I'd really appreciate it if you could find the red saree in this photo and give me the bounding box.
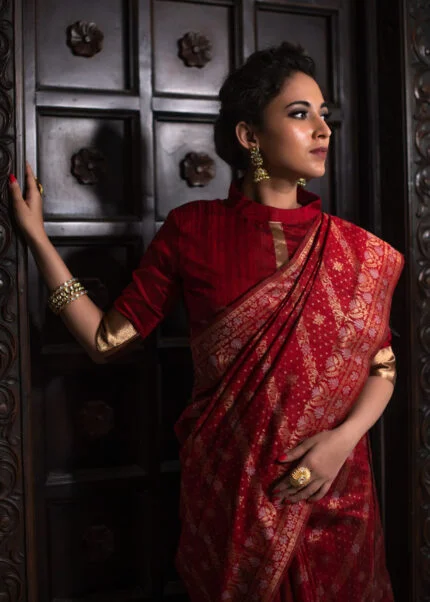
[112,184,403,601]
[173,212,403,602]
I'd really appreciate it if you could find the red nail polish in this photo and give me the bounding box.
[9,174,16,184]
[278,453,288,462]
[272,488,281,494]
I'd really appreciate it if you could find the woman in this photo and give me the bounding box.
[10,43,403,601]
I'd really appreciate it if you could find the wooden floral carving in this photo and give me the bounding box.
[78,400,114,439]
[410,2,430,597]
[66,20,104,58]
[0,0,26,596]
[180,152,216,187]
[83,525,115,563]
[71,148,106,185]
[178,32,212,68]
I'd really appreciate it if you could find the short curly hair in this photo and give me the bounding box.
[214,42,316,171]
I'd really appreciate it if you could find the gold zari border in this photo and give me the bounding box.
[268,221,289,268]
[95,308,140,357]
[369,345,397,385]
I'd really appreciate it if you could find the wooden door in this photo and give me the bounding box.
[14,0,361,600]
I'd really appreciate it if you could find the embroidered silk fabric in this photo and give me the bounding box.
[95,307,139,357]
[114,183,403,601]
[369,346,396,384]
[113,182,393,348]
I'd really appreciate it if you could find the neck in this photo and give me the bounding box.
[242,171,301,209]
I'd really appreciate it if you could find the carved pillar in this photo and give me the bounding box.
[406,1,430,599]
[0,0,27,600]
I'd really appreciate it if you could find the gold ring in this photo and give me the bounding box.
[35,177,43,195]
[289,466,312,488]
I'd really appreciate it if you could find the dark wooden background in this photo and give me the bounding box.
[0,0,423,600]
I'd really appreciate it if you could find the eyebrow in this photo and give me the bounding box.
[285,101,329,109]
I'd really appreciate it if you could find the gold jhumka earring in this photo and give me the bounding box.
[250,145,270,183]
[297,178,307,187]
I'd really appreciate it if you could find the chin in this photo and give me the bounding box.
[303,168,326,181]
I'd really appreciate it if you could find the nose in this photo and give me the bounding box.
[314,115,331,139]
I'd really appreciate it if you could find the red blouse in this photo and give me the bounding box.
[114,182,391,349]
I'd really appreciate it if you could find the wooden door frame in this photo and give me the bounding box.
[357,0,429,600]
[354,0,409,599]
[393,0,430,600]
[374,0,411,597]
[1,0,427,600]
[0,0,36,600]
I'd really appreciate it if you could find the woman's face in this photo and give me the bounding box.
[252,72,331,182]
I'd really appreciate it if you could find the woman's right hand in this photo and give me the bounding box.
[9,162,47,243]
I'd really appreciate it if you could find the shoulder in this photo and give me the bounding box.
[330,215,404,271]
[168,198,229,231]
[329,215,403,263]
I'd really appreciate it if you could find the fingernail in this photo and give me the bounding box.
[9,174,16,184]
[272,488,281,494]
[278,453,288,462]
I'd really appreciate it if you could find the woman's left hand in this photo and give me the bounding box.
[272,428,355,503]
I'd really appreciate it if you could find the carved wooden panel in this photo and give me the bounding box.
[35,0,133,91]
[405,2,430,598]
[256,5,335,101]
[29,242,138,347]
[153,0,233,97]
[47,492,150,599]
[155,119,231,220]
[44,361,147,474]
[178,32,212,68]
[66,20,104,58]
[37,111,139,219]
[0,1,26,600]
[181,152,216,187]
[71,147,107,185]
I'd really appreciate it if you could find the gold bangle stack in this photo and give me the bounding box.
[48,277,88,315]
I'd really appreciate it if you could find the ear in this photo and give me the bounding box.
[235,121,258,151]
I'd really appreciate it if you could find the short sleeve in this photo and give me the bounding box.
[113,210,181,339]
[369,327,397,386]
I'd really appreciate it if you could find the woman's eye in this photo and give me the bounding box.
[289,111,307,119]
[289,110,332,121]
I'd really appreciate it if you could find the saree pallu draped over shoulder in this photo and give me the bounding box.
[174,213,404,602]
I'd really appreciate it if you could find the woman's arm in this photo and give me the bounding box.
[274,375,394,503]
[10,164,106,362]
[335,375,394,447]
[11,163,182,362]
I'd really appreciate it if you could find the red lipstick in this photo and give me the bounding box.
[310,147,328,158]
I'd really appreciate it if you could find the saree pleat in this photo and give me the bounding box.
[174,214,403,602]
